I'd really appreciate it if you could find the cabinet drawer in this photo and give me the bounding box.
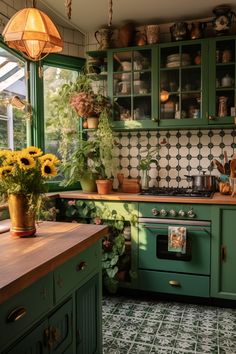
[0,273,53,349]
[138,270,210,297]
[54,241,100,303]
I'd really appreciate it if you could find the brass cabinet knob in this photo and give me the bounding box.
[169,280,181,287]
[76,261,87,271]
[7,307,27,322]
[208,115,216,120]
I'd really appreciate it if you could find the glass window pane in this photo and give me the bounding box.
[0,46,27,149]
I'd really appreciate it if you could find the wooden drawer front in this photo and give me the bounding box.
[54,241,100,303]
[0,273,53,349]
[138,270,210,297]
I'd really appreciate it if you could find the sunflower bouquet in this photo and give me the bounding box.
[0,146,60,214]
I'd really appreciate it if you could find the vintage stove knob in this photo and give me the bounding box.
[178,209,186,217]
[160,209,168,216]
[169,209,177,217]
[187,208,196,218]
[152,208,159,216]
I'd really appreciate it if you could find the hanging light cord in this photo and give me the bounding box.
[65,0,72,20]
[108,0,113,27]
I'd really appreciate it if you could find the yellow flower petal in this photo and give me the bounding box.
[22,146,43,158]
[17,152,36,170]
[39,153,60,165]
[41,160,57,178]
[0,165,14,178]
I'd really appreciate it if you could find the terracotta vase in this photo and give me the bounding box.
[8,194,36,237]
[87,117,99,129]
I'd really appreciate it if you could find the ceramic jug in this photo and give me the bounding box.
[95,28,112,50]
[190,21,206,40]
[212,5,234,35]
[170,22,189,41]
[218,96,228,117]
[118,22,135,47]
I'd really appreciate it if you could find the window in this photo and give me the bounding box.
[0,45,27,149]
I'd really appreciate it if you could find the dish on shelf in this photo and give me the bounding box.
[166,60,190,67]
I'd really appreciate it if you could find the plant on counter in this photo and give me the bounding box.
[139,147,158,190]
[0,147,60,213]
[59,137,101,192]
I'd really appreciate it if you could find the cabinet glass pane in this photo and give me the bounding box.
[215,40,235,118]
[159,43,203,121]
[112,49,152,121]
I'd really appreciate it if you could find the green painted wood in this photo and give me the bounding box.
[138,269,210,297]
[0,273,53,350]
[211,205,236,300]
[4,319,49,354]
[54,242,100,303]
[76,274,102,354]
[49,298,73,353]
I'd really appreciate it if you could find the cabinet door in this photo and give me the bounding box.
[158,40,208,127]
[48,299,73,353]
[208,36,236,125]
[76,274,102,354]
[5,320,49,354]
[108,47,158,130]
[211,206,236,300]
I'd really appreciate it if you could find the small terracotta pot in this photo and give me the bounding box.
[87,117,99,129]
[96,179,113,194]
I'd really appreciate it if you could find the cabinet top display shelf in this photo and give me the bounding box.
[0,221,108,304]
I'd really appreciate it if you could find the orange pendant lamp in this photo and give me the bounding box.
[2,1,63,61]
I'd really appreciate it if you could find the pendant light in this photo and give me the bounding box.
[2,0,63,61]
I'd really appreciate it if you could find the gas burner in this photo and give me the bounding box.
[140,187,213,198]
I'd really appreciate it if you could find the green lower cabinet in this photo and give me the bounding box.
[211,206,236,300]
[76,274,101,354]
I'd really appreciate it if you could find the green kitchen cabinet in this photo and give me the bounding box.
[208,36,236,125]
[1,240,102,354]
[211,205,236,300]
[158,39,209,127]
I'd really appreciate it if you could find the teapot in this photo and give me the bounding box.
[94,27,112,50]
[221,74,234,87]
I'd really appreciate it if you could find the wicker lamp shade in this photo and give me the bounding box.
[2,8,63,61]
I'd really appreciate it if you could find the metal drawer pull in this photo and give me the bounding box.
[142,225,210,234]
[221,245,227,262]
[76,261,87,271]
[7,307,26,322]
[169,280,181,287]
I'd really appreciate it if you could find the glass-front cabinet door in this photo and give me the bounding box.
[108,47,157,129]
[158,40,208,127]
[208,36,236,125]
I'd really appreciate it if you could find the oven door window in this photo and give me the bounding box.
[156,233,192,261]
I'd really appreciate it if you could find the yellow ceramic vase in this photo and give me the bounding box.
[8,194,36,237]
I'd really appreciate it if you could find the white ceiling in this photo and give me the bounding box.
[39,0,236,34]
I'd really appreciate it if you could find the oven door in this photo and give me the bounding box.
[138,218,211,275]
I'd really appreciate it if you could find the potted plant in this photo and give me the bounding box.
[139,147,158,190]
[94,108,117,194]
[60,138,100,192]
[0,147,60,237]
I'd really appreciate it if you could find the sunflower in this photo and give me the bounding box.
[41,160,57,178]
[3,154,16,166]
[39,153,60,165]
[22,146,43,158]
[17,152,36,170]
[0,165,14,178]
[0,150,11,163]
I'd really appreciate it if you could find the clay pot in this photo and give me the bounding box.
[118,22,135,47]
[96,179,113,194]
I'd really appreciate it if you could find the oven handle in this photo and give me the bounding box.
[141,225,210,234]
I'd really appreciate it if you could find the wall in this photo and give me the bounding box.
[0,0,85,58]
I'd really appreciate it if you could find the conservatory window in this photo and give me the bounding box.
[0,45,27,150]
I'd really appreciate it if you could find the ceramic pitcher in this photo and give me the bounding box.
[95,28,112,50]
[145,25,160,44]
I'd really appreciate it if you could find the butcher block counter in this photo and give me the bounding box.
[58,190,236,205]
[0,221,107,353]
[0,221,107,304]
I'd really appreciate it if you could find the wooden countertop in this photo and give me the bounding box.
[58,191,236,205]
[0,221,108,304]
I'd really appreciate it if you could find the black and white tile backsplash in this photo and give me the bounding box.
[112,129,236,188]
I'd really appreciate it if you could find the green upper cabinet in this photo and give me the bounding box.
[208,36,236,125]
[107,46,158,129]
[158,39,209,127]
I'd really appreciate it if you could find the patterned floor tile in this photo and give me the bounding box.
[102,295,236,354]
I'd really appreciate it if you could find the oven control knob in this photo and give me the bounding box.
[160,209,168,216]
[151,208,159,216]
[169,209,177,217]
[178,209,186,217]
[187,208,196,218]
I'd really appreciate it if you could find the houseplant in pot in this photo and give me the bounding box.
[0,147,60,237]
[60,137,100,192]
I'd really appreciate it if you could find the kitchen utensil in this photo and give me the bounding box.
[230,159,236,178]
[185,172,217,191]
[223,151,231,175]
[213,159,225,174]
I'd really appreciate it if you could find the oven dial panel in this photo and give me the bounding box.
[151,208,196,218]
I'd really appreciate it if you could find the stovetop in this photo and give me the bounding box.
[140,187,213,198]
